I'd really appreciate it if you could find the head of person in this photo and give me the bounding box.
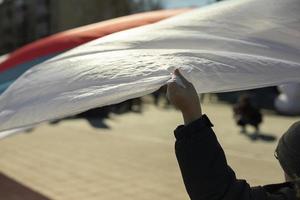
[238,94,251,106]
[276,121,300,197]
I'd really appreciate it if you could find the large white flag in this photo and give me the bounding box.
[0,0,300,131]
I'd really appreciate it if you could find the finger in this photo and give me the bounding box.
[167,81,178,91]
[166,82,176,100]
[167,81,184,95]
[174,69,191,85]
[168,72,185,88]
[166,85,170,100]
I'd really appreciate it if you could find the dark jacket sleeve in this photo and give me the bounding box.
[174,114,267,200]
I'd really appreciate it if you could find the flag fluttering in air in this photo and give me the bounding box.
[0,0,300,132]
[0,9,188,94]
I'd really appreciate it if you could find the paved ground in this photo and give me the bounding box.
[0,101,299,200]
[0,172,50,200]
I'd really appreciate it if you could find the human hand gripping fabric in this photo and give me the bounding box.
[167,69,202,125]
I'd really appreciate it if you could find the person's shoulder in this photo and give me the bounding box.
[262,182,297,200]
[263,182,293,191]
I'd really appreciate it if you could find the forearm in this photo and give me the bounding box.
[174,115,236,200]
[167,70,259,200]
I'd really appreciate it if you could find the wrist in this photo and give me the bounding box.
[182,108,202,125]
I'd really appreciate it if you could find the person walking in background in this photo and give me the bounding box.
[167,69,299,200]
[233,94,263,134]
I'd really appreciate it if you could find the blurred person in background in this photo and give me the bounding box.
[167,69,300,200]
[233,94,263,135]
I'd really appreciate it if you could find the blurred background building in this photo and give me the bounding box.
[0,0,223,55]
[0,0,164,55]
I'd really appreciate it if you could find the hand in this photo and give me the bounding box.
[167,69,202,125]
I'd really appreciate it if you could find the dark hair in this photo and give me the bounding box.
[276,121,300,198]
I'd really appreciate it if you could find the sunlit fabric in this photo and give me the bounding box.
[275,84,300,115]
[0,0,299,131]
[0,9,188,95]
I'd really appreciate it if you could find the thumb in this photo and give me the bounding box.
[174,69,191,85]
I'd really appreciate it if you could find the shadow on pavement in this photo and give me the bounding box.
[86,117,110,129]
[50,117,110,129]
[0,173,51,200]
[241,131,277,142]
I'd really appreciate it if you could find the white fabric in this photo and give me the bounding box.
[167,73,186,88]
[0,126,32,140]
[0,0,300,131]
[275,84,300,115]
[0,54,8,64]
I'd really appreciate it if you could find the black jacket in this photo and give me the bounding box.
[174,115,297,200]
